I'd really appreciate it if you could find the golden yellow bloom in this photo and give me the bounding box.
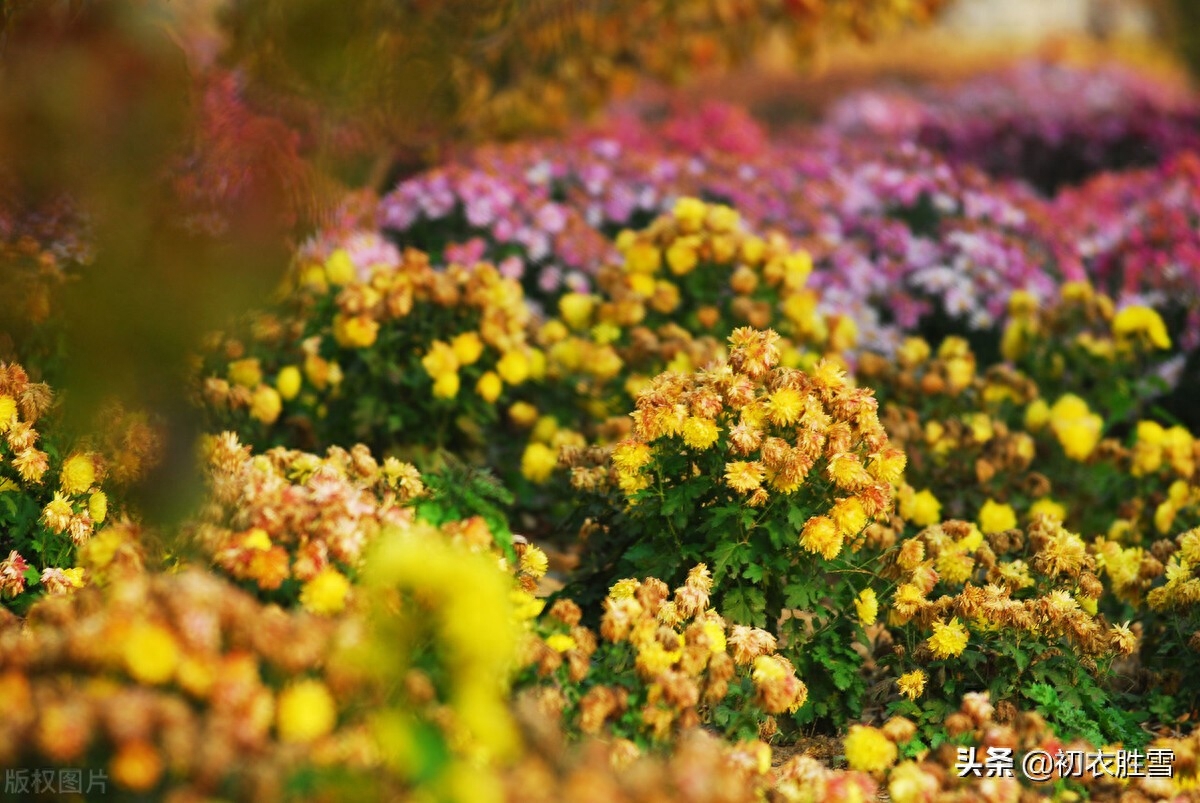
[701,619,727,654]
[666,238,699,275]
[277,680,337,743]
[451,332,484,365]
[432,371,460,400]
[765,387,804,426]
[87,492,106,523]
[42,492,74,533]
[508,402,538,428]
[332,313,379,349]
[1113,305,1171,350]
[844,725,898,773]
[324,249,356,285]
[724,460,765,493]
[558,292,596,330]
[0,395,16,432]
[624,240,662,275]
[476,371,503,403]
[299,568,351,615]
[421,340,459,379]
[243,527,272,551]
[59,453,96,495]
[520,546,549,578]
[897,337,931,368]
[830,496,868,536]
[521,442,558,484]
[854,588,878,626]
[900,488,941,527]
[275,365,302,401]
[896,670,926,701]
[545,633,577,653]
[867,448,907,485]
[681,416,720,450]
[1029,497,1066,523]
[799,515,842,560]
[250,385,283,424]
[1024,398,1050,431]
[927,617,969,659]
[1049,394,1103,461]
[227,357,262,389]
[612,440,652,473]
[978,499,1017,534]
[609,579,639,600]
[123,621,179,684]
[496,350,531,385]
[673,197,707,233]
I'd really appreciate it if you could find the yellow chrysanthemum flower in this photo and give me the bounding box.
[900,488,942,527]
[1029,497,1066,523]
[765,387,804,426]
[275,365,302,401]
[844,725,898,773]
[854,588,878,626]
[545,633,577,653]
[432,371,460,400]
[496,350,531,386]
[42,492,74,533]
[227,358,262,389]
[277,680,337,743]
[332,313,379,349]
[724,461,765,493]
[896,670,926,701]
[123,622,180,684]
[978,499,1017,534]
[927,617,969,659]
[1049,394,1103,461]
[0,395,17,432]
[475,371,503,403]
[451,331,484,365]
[250,385,283,424]
[59,453,96,496]
[299,568,351,615]
[87,492,106,523]
[681,416,720,450]
[519,546,549,579]
[800,515,842,560]
[324,249,356,285]
[1113,305,1171,350]
[521,442,558,484]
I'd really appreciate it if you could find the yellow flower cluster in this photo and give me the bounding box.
[195,432,422,603]
[205,246,536,424]
[1130,419,1196,478]
[1044,393,1105,461]
[887,518,1135,663]
[526,564,808,743]
[598,197,836,348]
[614,328,901,560]
[1147,528,1200,611]
[0,568,350,797]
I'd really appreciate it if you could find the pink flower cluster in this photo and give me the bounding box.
[365,60,1199,354]
[828,61,1200,192]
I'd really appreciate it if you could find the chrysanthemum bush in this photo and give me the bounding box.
[515,197,848,466]
[0,362,159,614]
[198,238,539,465]
[879,517,1142,749]
[515,565,808,749]
[567,327,904,727]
